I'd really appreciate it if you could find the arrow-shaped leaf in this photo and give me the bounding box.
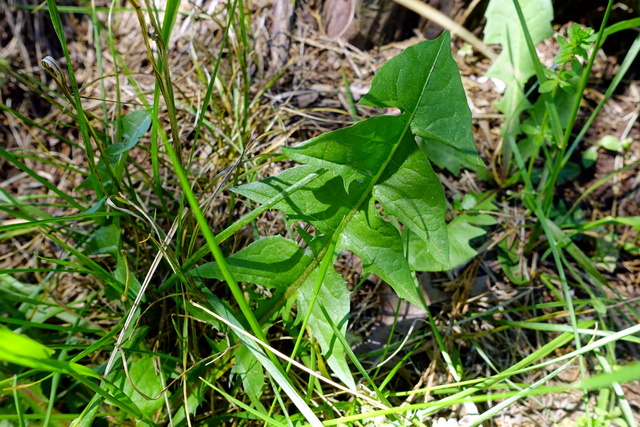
[196,32,480,388]
[235,29,481,310]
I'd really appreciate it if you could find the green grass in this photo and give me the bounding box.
[1,0,640,425]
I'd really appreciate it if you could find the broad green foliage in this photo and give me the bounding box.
[191,230,355,388]
[484,0,553,137]
[239,32,481,299]
[109,357,166,415]
[191,31,481,389]
[357,36,481,168]
[232,346,266,406]
[4,0,640,423]
[0,324,54,360]
[408,192,497,272]
[106,109,152,160]
[191,235,311,320]
[484,0,553,86]
[296,260,352,387]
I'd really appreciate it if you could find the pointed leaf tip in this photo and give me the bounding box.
[360,31,483,167]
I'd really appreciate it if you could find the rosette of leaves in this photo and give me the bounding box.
[190,31,482,389]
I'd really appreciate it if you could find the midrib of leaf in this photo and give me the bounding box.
[322,37,447,252]
[405,35,450,146]
[273,43,451,377]
[264,37,452,317]
[272,132,406,317]
[188,33,478,396]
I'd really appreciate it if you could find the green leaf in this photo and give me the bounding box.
[0,325,100,379]
[575,361,640,391]
[484,0,553,86]
[190,236,356,389]
[189,235,306,319]
[339,196,421,304]
[235,166,423,306]
[373,135,449,261]
[84,222,120,257]
[562,163,582,184]
[296,267,355,390]
[597,135,624,152]
[539,79,558,93]
[281,116,404,192]
[493,84,532,137]
[225,33,480,386]
[115,357,166,415]
[105,354,165,418]
[115,251,143,301]
[418,136,475,176]
[607,216,640,231]
[106,109,152,158]
[0,324,54,360]
[498,240,528,286]
[234,165,354,234]
[232,345,266,405]
[408,211,494,272]
[582,145,598,169]
[358,33,483,167]
[190,235,308,286]
[484,0,552,137]
[103,109,151,189]
[234,32,481,302]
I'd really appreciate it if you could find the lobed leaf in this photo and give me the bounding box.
[234,166,423,305]
[359,33,482,167]
[297,266,354,390]
[199,32,480,388]
[408,213,492,272]
[483,0,554,141]
[190,236,355,389]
